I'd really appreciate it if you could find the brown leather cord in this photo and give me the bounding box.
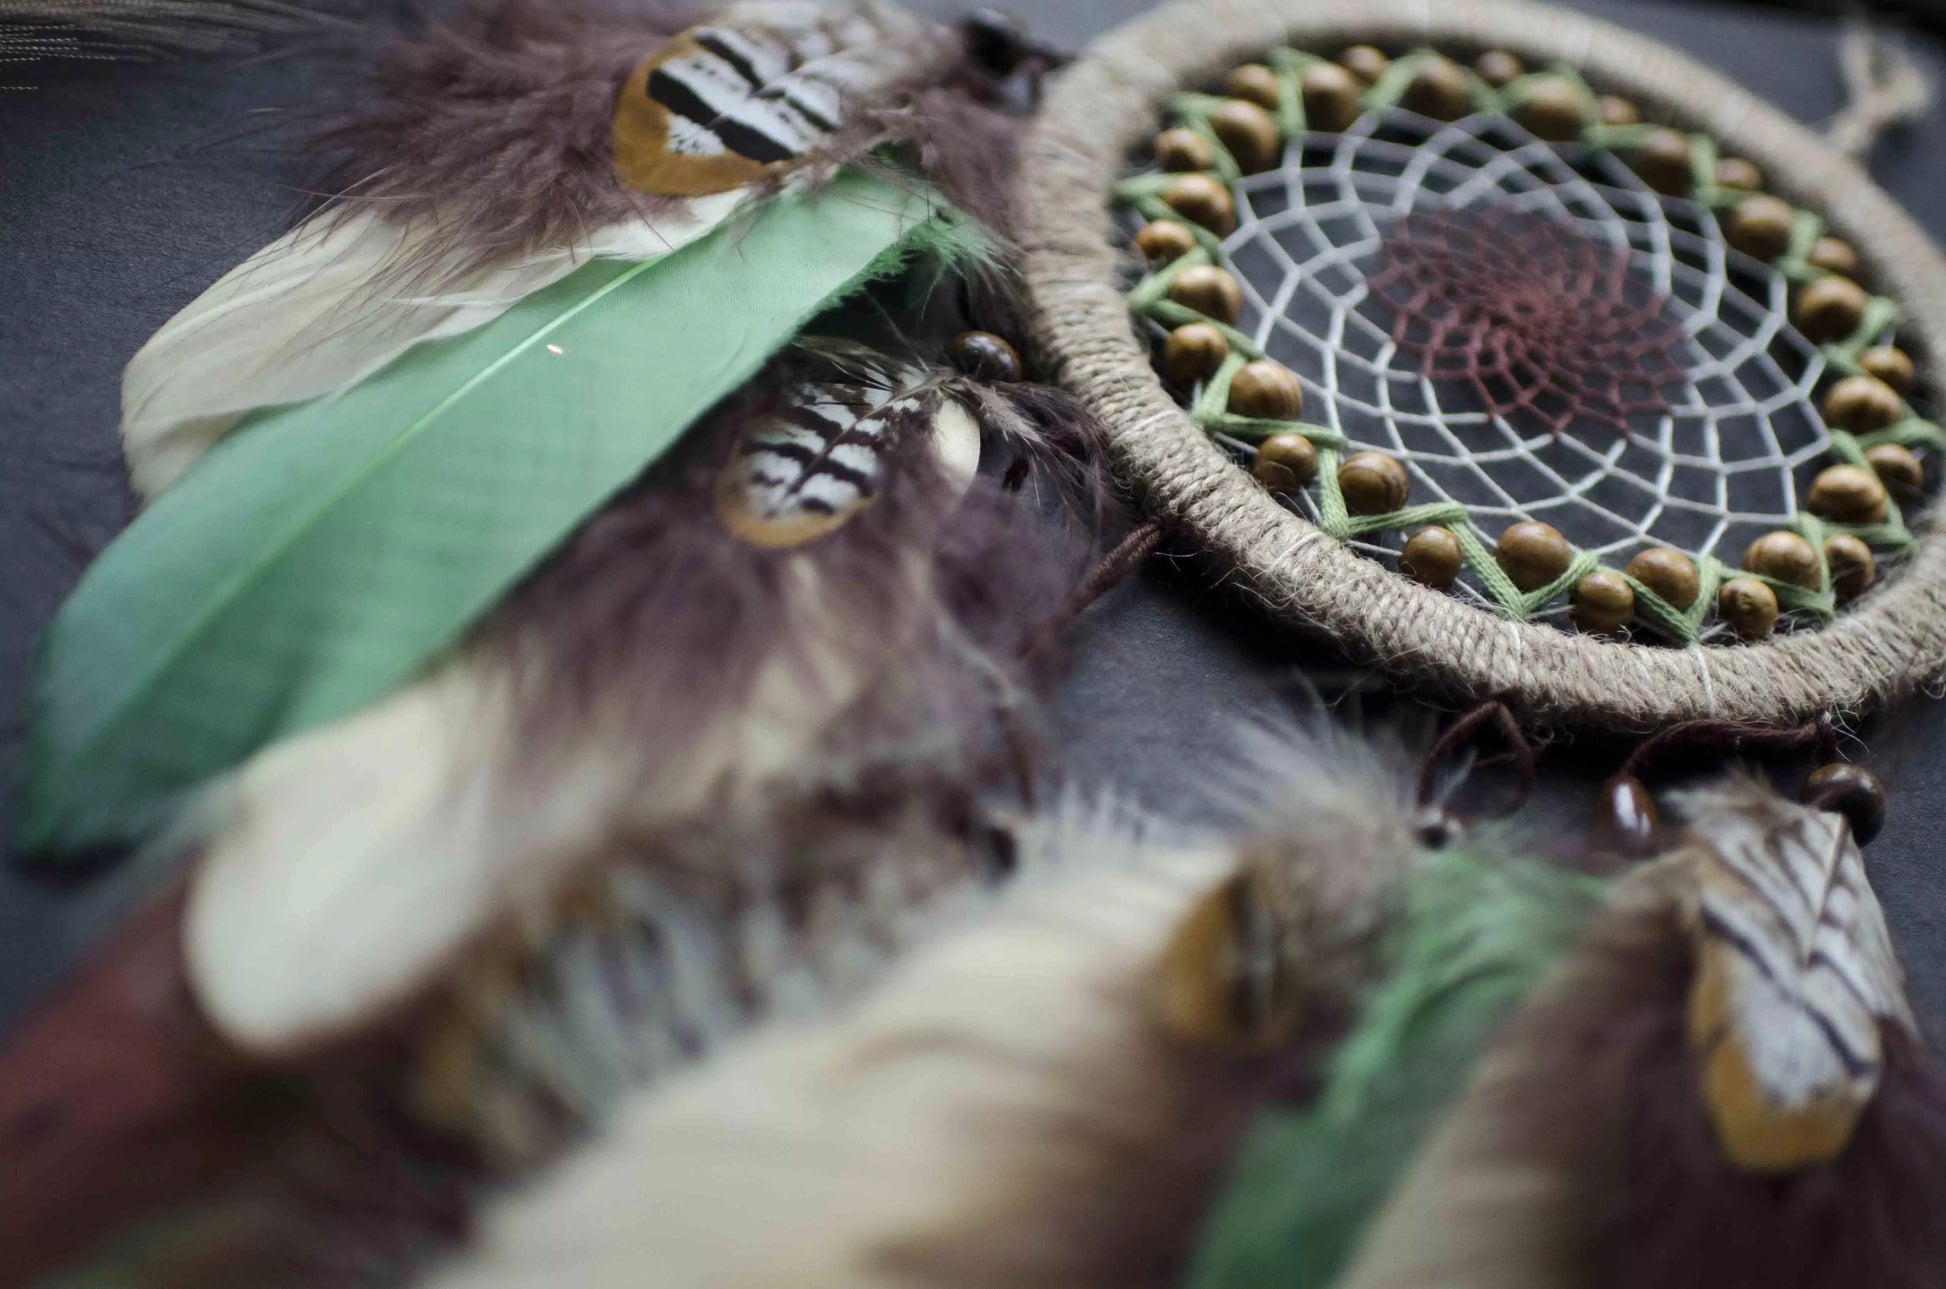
[1617,713,1840,784]
[1416,699,1537,821]
[1025,518,1168,658]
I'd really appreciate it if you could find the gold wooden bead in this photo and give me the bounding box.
[1824,533,1876,601]
[1598,774,1659,855]
[1807,235,1860,278]
[1167,264,1243,325]
[1822,374,1903,433]
[1726,195,1795,263]
[948,330,1021,382]
[1714,156,1764,192]
[1226,63,1284,111]
[1135,220,1198,264]
[1161,322,1229,385]
[1401,525,1463,590]
[1403,53,1472,121]
[1473,49,1523,88]
[1865,442,1924,504]
[1624,546,1701,611]
[1718,577,1780,640]
[1514,75,1589,142]
[1338,451,1410,515]
[1742,530,1821,588]
[1598,93,1641,126]
[1209,98,1282,174]
[1340,44,1389,85]
[1632,128,1694,196]
[1228,360,1305,420]
[1154,127,1214,172]
[1800,763,1887,844]
[1253,433,1318,493]
[1794,276,1868,344]
[1301,61,1364,133]
[1572,570,1636,635]
[1807,463,1890,524]
[1495,520,1572,591]
[1859,345,1915,395]
[1162,173,1238,235]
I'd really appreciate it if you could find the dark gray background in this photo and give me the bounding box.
[4,0,1946,1041]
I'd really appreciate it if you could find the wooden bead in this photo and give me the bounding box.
[1742,530,1821,588]
[1726,195,1795,263]
[1135,220,1198,264]
[1514,75,1589,142]
[1572,570,1636,635]
[1800,763,1887,844]
[1228,360,1304,420]
[1794,275,1868,344]
[1162,173,1237,234]
[1866,442,1924,504]
[1403,53,1472,121]
[1597,93,1640,126]
[1822,374,1903,433]
[1339,44,1389,85]
[1252,433,1318,493]
[948,330,1021,382]
[1858,345,1915,394]
[1717,577,1780,640]
[1713,156,1764,192]
[1495,520,1572,591]
[1824,533,1876,600]
[1167,264,1243,324]
[1598,774,1659,856]
[1161,322,1229,385]
[1806,235,1860,278]
[1154,127,1214,172]
[1225,63,1284,111]
[1624,546,1701,611]
[1473,49,1523,88]
[1632,128,1694,196]
[1210,98,1282,174]
[1401,525,1463,590]
[1807,463,1889,524]
[1301,61,1364,133]
[1338,451,1410,515]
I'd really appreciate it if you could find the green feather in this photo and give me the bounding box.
[1187,847,1608,1289]
[22,173,973,858]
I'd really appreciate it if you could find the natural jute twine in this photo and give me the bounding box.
[1018,0,1946,732]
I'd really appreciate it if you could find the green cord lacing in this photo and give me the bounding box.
[1117,46,1946,643]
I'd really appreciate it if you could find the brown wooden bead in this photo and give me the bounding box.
[1161,322,1229,385]
[1210,98,1282,174]
[1726,195,1795,263]
[1135,220,1198,264]
[1806,235,1860,278]
[1252,433,1318,493]
[1624,546,1701,611]
[1225,63,1284,111]
[948,330,1021,382]
[1473,49,1523,88]
[1514,75,1589,142]
[1154,127,1214,172]
[1794,275,1868,344]
[1403,53,1472,121]
[1301,61,1365,133]
[1400,525,1463,590]
[1742,530,1821,588]
[1807,463,1889,524]
[1717,577,1780,640]
[1495,520,1572,591]
[1822,374,1903,433]
[1632,128,1694,196]
[1572,570,1636,635]
[1597,93,1641,126]
[1338,451,1410,515]
[1713,156,1765,192]
[1228,360,1305,420]
[1800,763,1887,844]
[1162,173,1237,234]
[1858,345,1915,394]
[1167,264,1243,324]
[1824,533,1876,601]
[1339,44,1389,85]
[1598,774,1659,855]
[1865,443,1924,504]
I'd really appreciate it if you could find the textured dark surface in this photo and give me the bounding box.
[2,0,1944,1041]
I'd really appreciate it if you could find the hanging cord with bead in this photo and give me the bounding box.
[1824,17,1931,164]
[1118,45,1946,645]
[1415,699,1537,832]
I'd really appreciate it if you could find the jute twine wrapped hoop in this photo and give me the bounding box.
[1019,0,1946,730]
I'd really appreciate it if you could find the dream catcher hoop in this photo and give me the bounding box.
[1019,0,1946,729]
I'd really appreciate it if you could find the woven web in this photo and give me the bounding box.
[1190,108,1832,624]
